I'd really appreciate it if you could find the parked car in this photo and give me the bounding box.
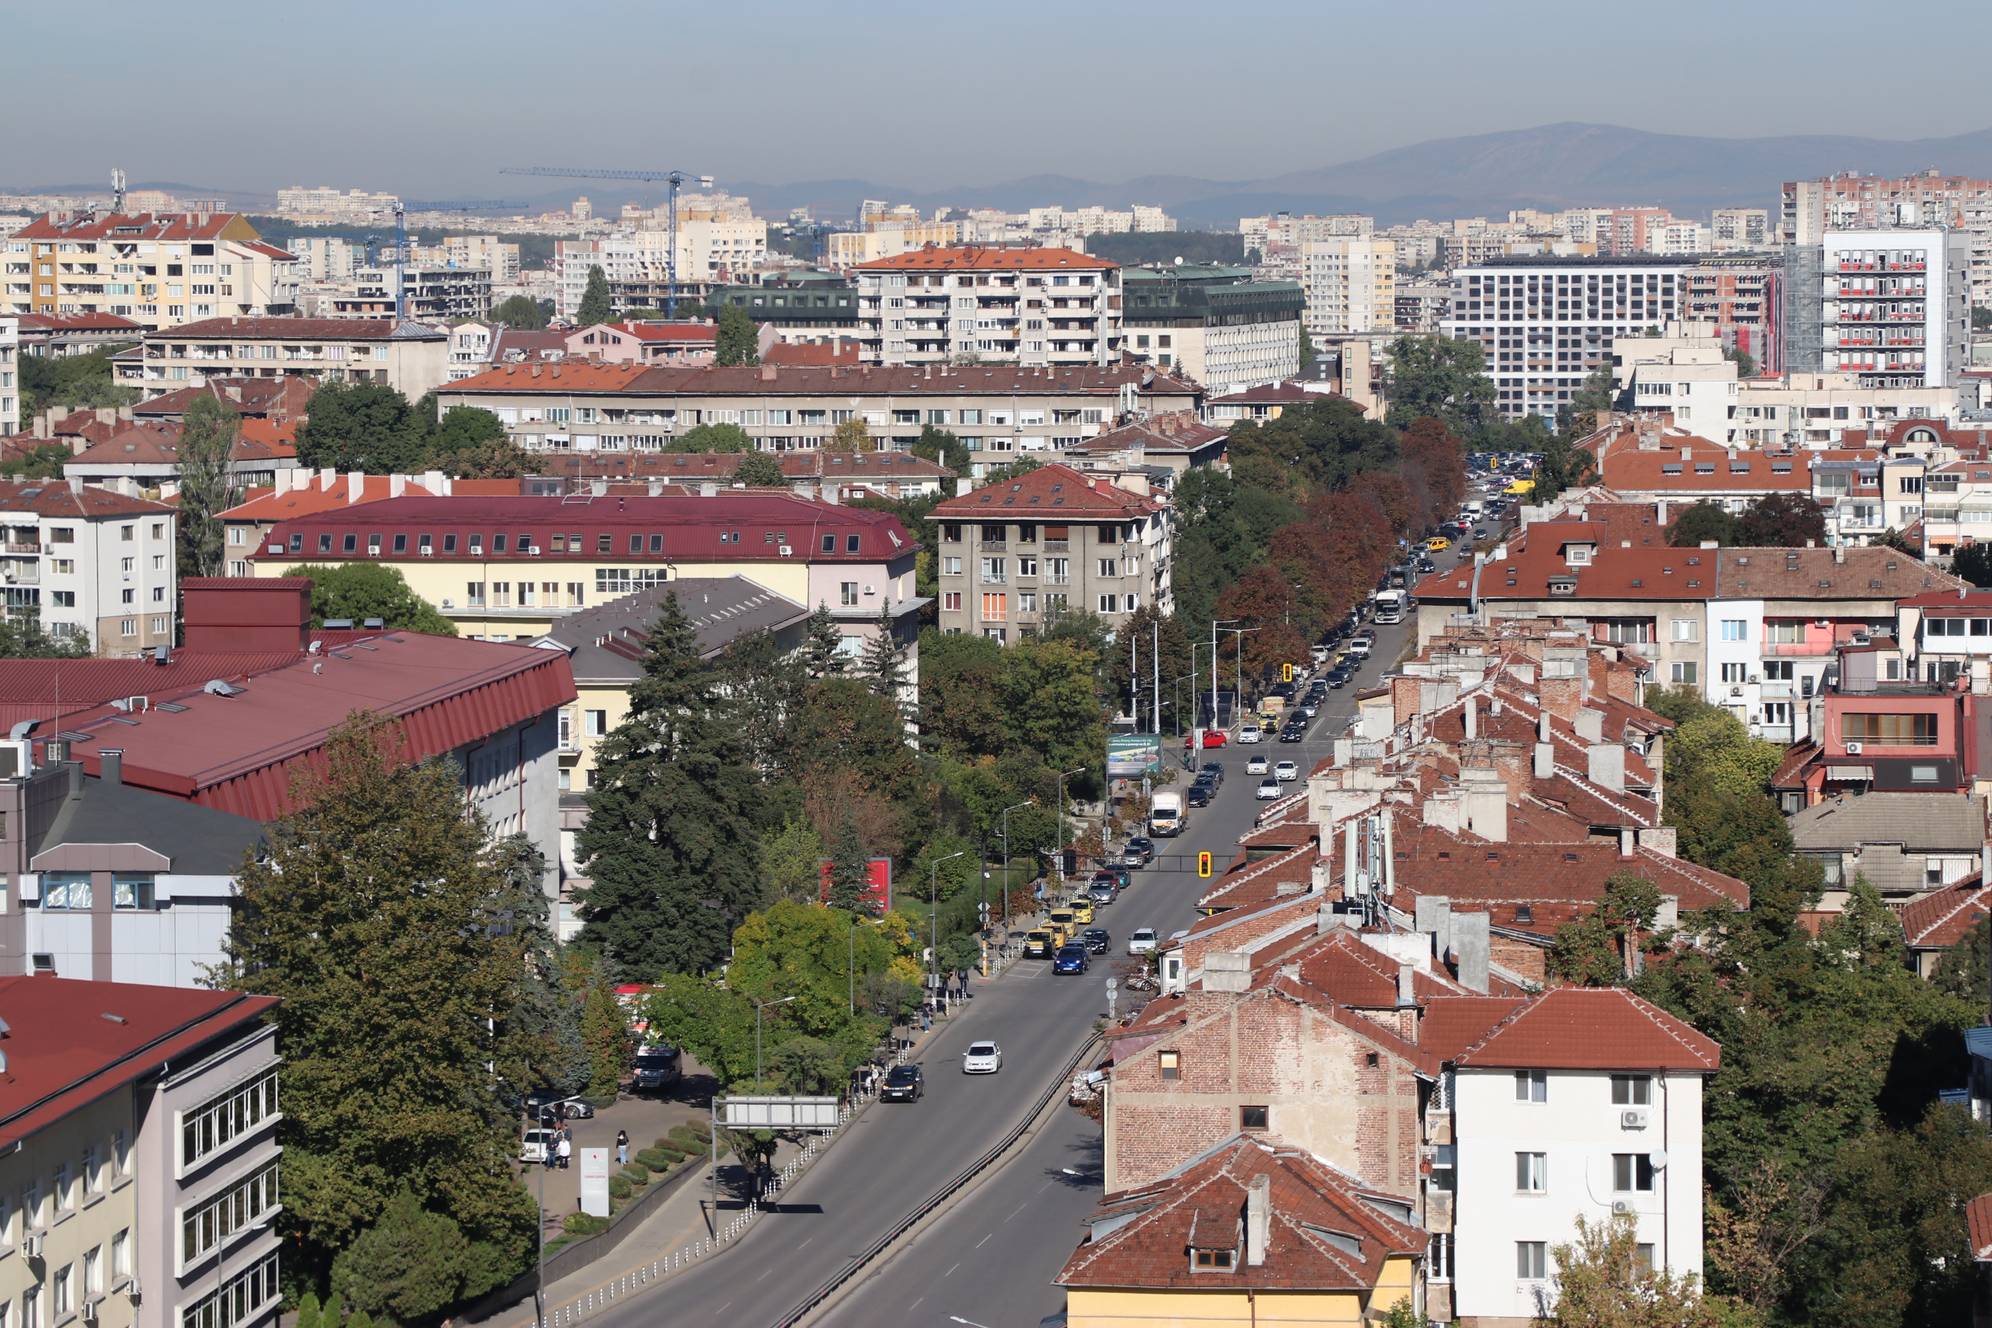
[1127,927,1159,955]
[962,1041,1002,1075]
[1186,728,1228,750]
[1255,777,1282,800]
[1186,782,1212,808]
[1327,663,1354,688]
[1237,723,1263,744]
[1053,944,1090,974]
[1082,927,1111,954]
[1023,929,1056,959]
[520,1126,558,1165]
[1088,881,1118,906]
[1123,836,1155,867]
[1274,759,1300,782]
[1198,762,1226,786]
[1246,753,1270,774]
[880,1064,925,1102]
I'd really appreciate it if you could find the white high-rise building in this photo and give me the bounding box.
[1812,228,1971,391]
[850,246,1121,367]
[1300,237,1395,335]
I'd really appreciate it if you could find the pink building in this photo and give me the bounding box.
[565,321,718,365]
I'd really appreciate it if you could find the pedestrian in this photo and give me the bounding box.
[616,1129,629,1167]
[558,1131,572,1170]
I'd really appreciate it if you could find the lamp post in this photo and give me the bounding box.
[999,800,1032,928]
[930,850,968,995]
[847,917,857,1016]
[1056,766,1085,889]
[752,994,797,1088]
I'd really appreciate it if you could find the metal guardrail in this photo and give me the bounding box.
[776,1033,1104,1327]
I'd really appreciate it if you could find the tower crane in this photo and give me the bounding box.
[501,166,712,317]
[372,200,528,318]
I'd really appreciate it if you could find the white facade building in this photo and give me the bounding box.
[0,482,177,654]
[1301,237,1395,336]
[553,219,769,319]
[850,246,1122,368]
[1816,228,1971,391]
[0,316,16,435]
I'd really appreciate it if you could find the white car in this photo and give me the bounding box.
[520,1127,557,1165]
[1127,927,1158,955]
[1255,777,1281,801]
[1246,753,1270,775]
[962,1040,1002,1074]
[1237,723,1263,744]
[1274,759,1300,782]
[1346,636,1374,659]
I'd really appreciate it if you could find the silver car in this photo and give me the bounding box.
[1127,927,1159,955]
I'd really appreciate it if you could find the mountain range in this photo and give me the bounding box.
[20,123,1992,229]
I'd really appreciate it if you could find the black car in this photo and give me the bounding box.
[1081,927,1111,954]
[1198,762,1225,786]
[1327,664,1354,688]
[1123,836,1155,867]
[1417,558,1437,573]
[1279,724,1306,743]
[1186,782,1212,807]
[880,1064,925,1102]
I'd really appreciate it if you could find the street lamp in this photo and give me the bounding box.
[752,994,797,1088]
[1056,767,1086,888]
[999,800,1032,928]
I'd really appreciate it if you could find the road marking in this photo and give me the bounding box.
[975,1232,993,1248]
[797,1236,813,1249]
[716,1303,731,1317]
[756,1267,771,1282]
[945,1261,961,1278]
[909,1297,925,1313]
[1006,1202,1027,1222]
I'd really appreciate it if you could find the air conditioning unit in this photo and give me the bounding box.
[1620,1109,1649,1130]
[1611,1198,1634,1215]
[23,1230,44,1258]
[1845,741,1863,755]
[418,547,433,556]
[778,545,792,558]
[441,598,455,609]
[126,1281,142,1306]
[82,1298,102,1324]
[1728,686,1744,698]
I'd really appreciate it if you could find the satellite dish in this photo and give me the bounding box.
[1173,256,1183,266]
[1649,1150,1669,1170]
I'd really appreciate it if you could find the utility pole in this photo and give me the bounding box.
[1152,618,1161,738]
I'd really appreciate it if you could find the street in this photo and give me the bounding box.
[578,554,1445,1328]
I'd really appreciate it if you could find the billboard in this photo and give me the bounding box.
[819,856,892,912]
[1107,734,1161,777]
[721,1096,842,1130]
[579,1147,611,1217]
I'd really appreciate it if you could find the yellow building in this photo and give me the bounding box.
[2,211,299,331]
[1058,1136,1426,1328]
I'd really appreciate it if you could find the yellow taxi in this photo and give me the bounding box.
[1023,929,1056,959]
[1046,911,1076,944]
[1067,900,1096,925]
[1424,535,1452,552]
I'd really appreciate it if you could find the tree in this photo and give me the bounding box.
[827,418,873,454]
[216,714,538,1298]
[912,424,970,474]
[734,451,786,487]
[802,602,846,678]
[858,600,909,709]
[0,609,88,658]
[1559,363,1620,441]
[1547,870,1665,986]
[1873,528,1919,556]
[640,973,755,1085]
[426,405,531,478]
[295,380,429,474]
[1298,327,1317,376]
[1541,1212,1733,1327]
[668,422,753,453]
[285,562,457,634]
[789,677,926,856]
[484,835,583,1105]
[825,811,872,913]
[577,264,613,325]
[716,305,759,366]
[1532,430,1598,502]
[1953,542,1992,588]
[1385,334,1495,441]
[489,294,550,330]
[1669,501,1738,548]
[17,343,134,419]
[1974,306,1991,334]
[1931,911,1990,1006]
[577,594,765,976]
[759,818,826,906]
[175,395,237,580]
[1735,492,1827,548]
[330,1189,477,1325]
[1726,345,1757,379]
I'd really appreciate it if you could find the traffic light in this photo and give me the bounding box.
[1197,850,1212,878]
[1282,662,1294,683]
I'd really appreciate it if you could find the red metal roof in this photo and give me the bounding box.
[154,317,441,342]
[0,481,175,518]
[0,976,277,1150]
[440,360,1197,399]
[14,312,145,333]
[11,211,243,242]
[1452,987,1720,1073]
[854,245,1115,272]
[933,462,1163,520]
[0,650,309,729]
[1969,1193,1992,1261]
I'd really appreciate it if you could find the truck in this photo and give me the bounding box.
[1149,790,1186,837]
[1258,693,1288,722]
[1373,589,1406,625]
[631,1043,681,1094]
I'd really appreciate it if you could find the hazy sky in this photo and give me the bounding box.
[7,0,1988,197]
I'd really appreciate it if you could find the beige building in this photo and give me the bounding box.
[825,221,961,268]
[931,462,1171,642]
[1301,237,1395,336]
[850,246,1123,368]
[0,976,281,1328]
[125,317,451,401]
[2,213,298,331]
[553,219,770,320]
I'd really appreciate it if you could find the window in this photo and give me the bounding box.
[112,875,154,910]
[1613,1153,1656,1192]
[1841,712,1938,746]
[1514,1070,1547,1102]
[53,1162,71,1213]
[1097,594,1119,614]
[1611,1074,1652,1105]
[840,581,859,608]
[111,1229,130,1280]
[1635,1243,1656,1275]
[1517,1241,1548,1280]
[979,557,1005,582]
[1193,1248,1234,1270]
[1670,618,1697,641]
[942,592,961,612]
[1158,1049,1179,1080]
[585,710,606,737]
[81,1146,100,1198]
[1721,662,1746,685]
[1240,1105,1268,1131]
[981,593,1007,622]
[942,557,962,577]
[112,1130,128,1177]
[1017,556,1038,577]
[179,1067,280,1171]
[1668,661,1698,686]
[1720,619,1746,641]
[1097,558,1118,578]
[83,1246,100,1296]
[1515,1151,1547,1192]
[180,1161,280,1267]
[50,1267,69,1321]
[180,1251,280,1328]
[41,873,91,910]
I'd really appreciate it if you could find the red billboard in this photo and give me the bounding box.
[819,857,893,913]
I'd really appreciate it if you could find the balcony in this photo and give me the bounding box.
[1764,638,1836,656]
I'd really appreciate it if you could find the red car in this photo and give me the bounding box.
[1184,729,1229,750]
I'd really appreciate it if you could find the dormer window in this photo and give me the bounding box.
[1548,577,1577,596]
[1192,1246,1236,1272]
[1565,545,1592,566]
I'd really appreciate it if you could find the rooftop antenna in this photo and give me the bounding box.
[111,168,126,213]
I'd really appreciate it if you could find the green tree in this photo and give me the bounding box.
[1726,345,1757,378]
[426,405,530,478]
[296,1291,323,1328]
[858,600,909,709]
[577,264,613,324]
[827,418,872,454]
[330,1189,477,1325]
[216,714,538,1298]
[577,594,764,976]
[912,424,970,473]
[1542,1212,1734,1327]
[295,380,428,473]
[716,304,759,366]
[1547,870,1664,986]
[1974,306,1992,333]
[1531,429,1598,502]
[175,395,238,580]
[484,835,582,1104]
[1735,492,1827,548]
[802,602,846,678]
[1930,912,1989,1006]
[759,817,826,906]
[0,441,72,481]
[0,609,89,658]
[488,294,550,329]
[285,562,457,634]
[1559,363,1620,441]
[1384,334,1495,441]
[734,451,786,486]
[728,899,894,1048]
[1669,501,1739,548]
[715,626,803,778]
[1297,327,1317,376]
[668,422,753,453]
[825,811,872,913]
[578,966,633,1099]
[640,973,755,1085]
[17,343,135,418]
[1953,542,1992,588]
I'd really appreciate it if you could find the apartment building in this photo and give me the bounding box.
[849,246,1122,368]
[564,321,716,365]
[707,271,861,341]
[1396,281,1452,334]
[11,312,145,359]
[931,463,1170,641]
[1781,174,1992,296]
[825,220,961,268]
[276,184,398,222]
[0,976,281,1328]
[433,360,1201,470]
[1120,265,1302,394]
[1785,229,1971,392]
[1711,208,1771,251]
[1301,238,1396,337]
[318,264,492,322]
[1683,258,1781,373]
[522,448,955,501]
[0,481,176,654]
[248,491,920,643]
[553,219,770,319]
[128,317,451,401]
[0,317,15,435]
[2,212,298,331]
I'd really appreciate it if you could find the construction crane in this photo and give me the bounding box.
[370,200,527,318]
[502,166,712,317]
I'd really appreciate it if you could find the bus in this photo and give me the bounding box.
[1374,589,1406,625]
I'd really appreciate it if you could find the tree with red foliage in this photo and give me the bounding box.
[1398,416,1468,531]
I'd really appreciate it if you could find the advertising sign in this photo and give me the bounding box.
[1107,734,1161,777]
[818,856,892,912]
[579,1147,611,1217]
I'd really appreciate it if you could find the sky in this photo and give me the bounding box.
[6,0,1989,199]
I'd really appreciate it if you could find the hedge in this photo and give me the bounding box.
[563,1212,609,1236]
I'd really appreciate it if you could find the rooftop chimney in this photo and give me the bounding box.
[1453,911,1490,994]
[1245,1174,1270,1268]
[99,749,122,786]
[1395,963,1417,1009]
[1204,951,1251,993]
[1463,695,1477,741]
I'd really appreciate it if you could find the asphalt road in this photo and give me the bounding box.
[585,534,1465,1328]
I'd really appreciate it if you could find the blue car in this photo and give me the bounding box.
[1053,944,1089,975]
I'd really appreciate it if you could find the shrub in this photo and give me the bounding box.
[563,1212,609,1236]
[636,1147,677,1171]
[622,1163,651,1185]
[668,1124,707,1150]
[608,1175,633,1203]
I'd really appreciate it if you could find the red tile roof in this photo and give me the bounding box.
[1969,1193,1992,1262]
[1415,996,1531,1060]
[1899,876,1992,950]
[441,360,1198,399]
[241,241,299,260]
[1068,410,1227,455]
[152,317,443,341]
[853,245,1116,272]
[604,321,716,343]
[11,211,243,242]
[1209,381,1319,406]
[1452,986,1720,1073]
[0,976,277,1150]
[0,481,175,518]
[67,422,293,468]
[1058,1136,1423,1292]
[934,462,1163,520]
[762,340,862,367]
[220,475,441,524]
[14,312,145,333]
